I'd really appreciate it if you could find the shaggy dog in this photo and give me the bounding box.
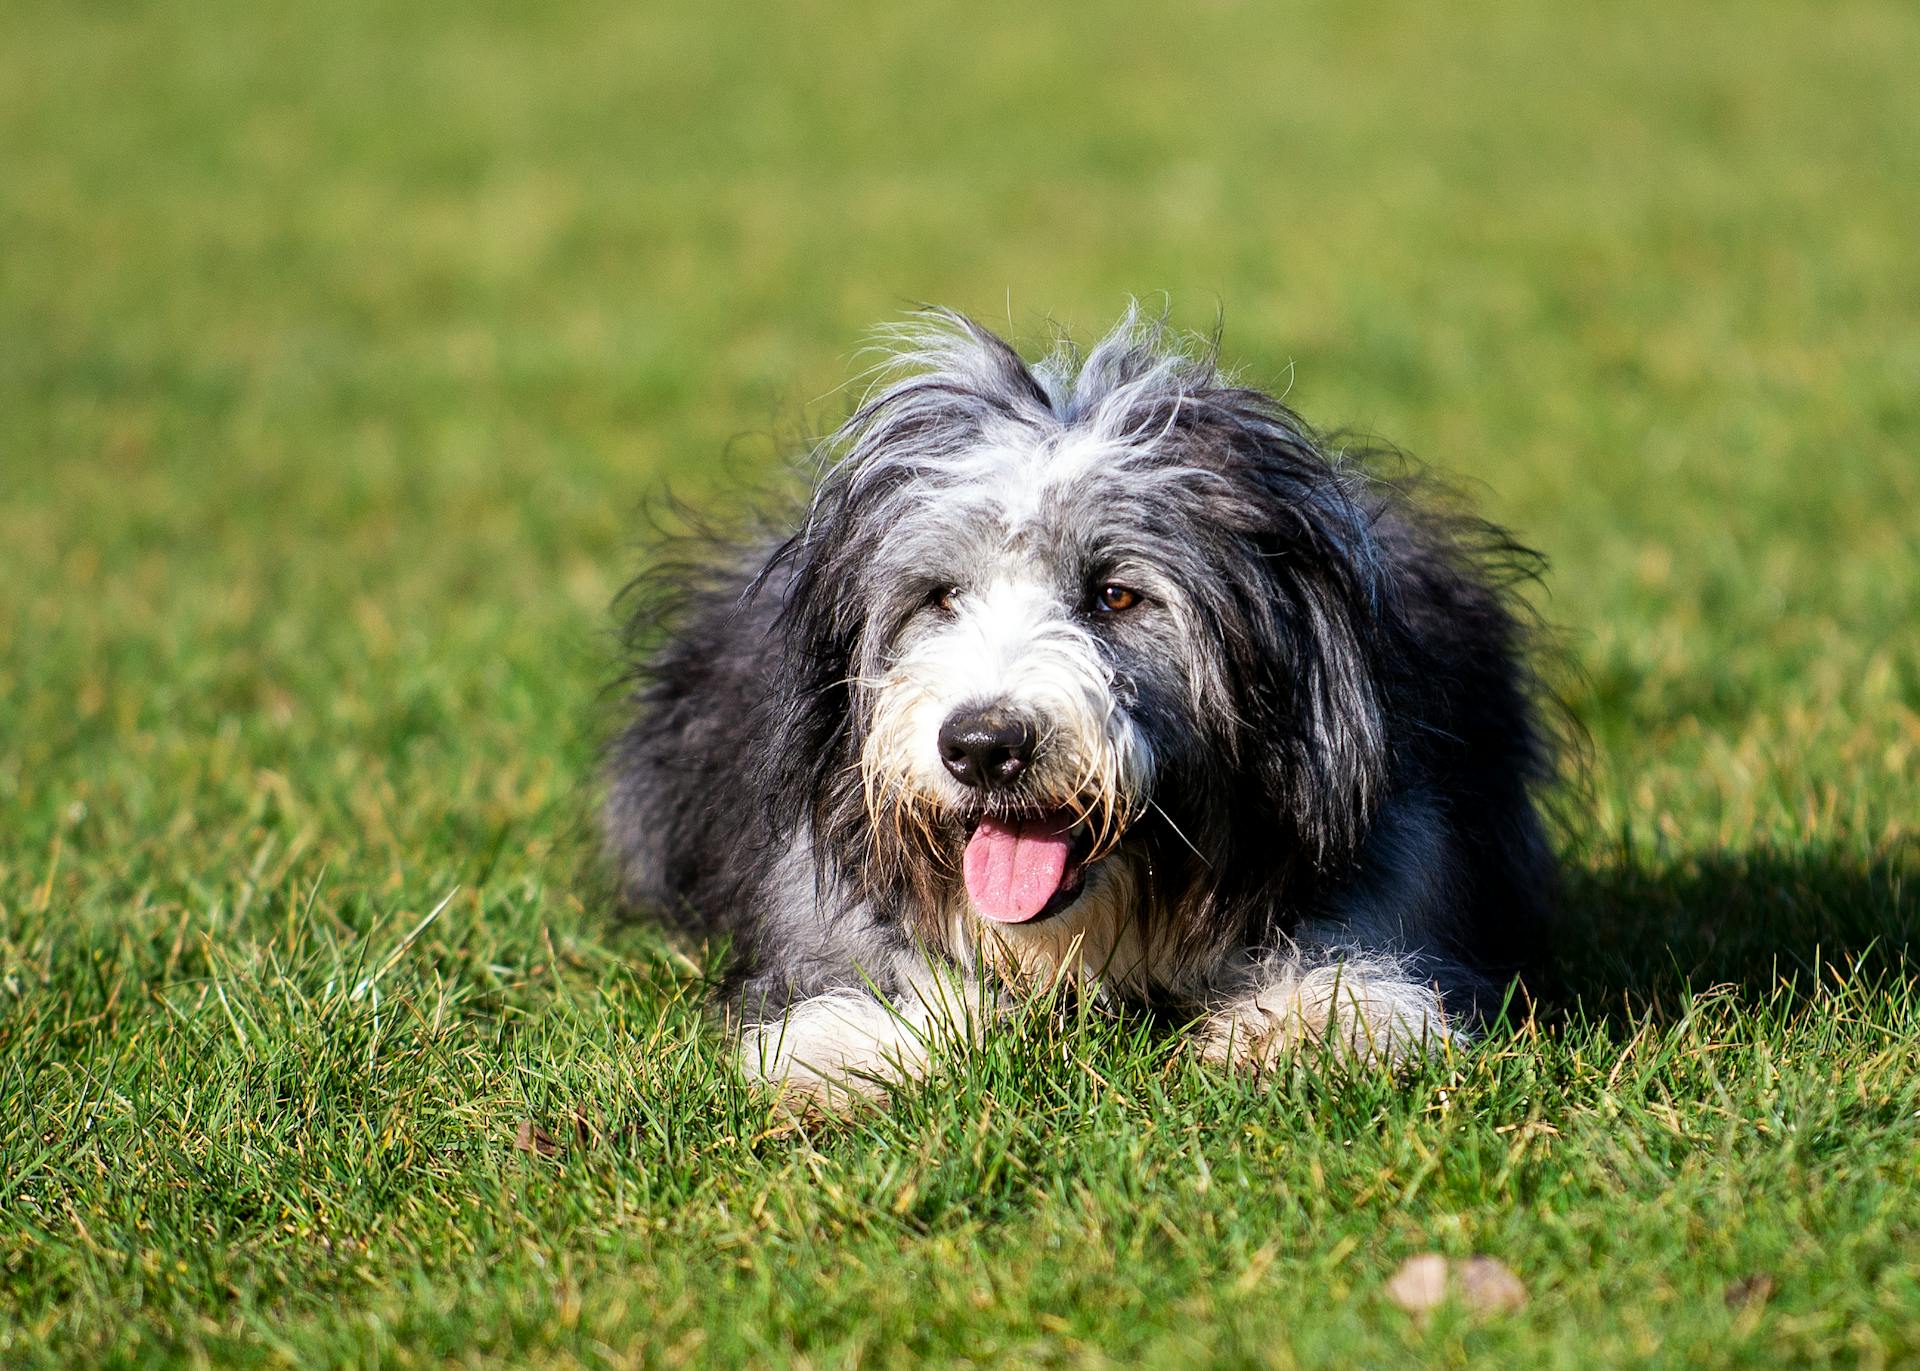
[604,308,1556,1102]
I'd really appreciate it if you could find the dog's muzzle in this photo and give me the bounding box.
[935,703,1099,925]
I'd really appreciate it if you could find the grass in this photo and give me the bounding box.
[2,0,1917,1364]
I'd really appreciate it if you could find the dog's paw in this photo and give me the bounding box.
[756,1065,893,1119]
[1195,959,1457,1072]
[737,989,936,1110]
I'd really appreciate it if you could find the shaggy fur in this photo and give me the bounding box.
[604,308,1556,1102]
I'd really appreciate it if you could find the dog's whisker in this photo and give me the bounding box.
[1144,798,1209,867]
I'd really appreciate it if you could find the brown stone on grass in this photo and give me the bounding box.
[1456,1255,1529,1314]
[1385,1253,1529,1319]
[1384,1253,1450,1314]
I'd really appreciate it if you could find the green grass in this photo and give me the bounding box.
[3,0,1918,1364]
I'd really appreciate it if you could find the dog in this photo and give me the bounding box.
[604,307,1556,1102]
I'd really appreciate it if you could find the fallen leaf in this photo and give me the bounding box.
[570,1106,602,1151]
[1724,1274,1775,1309]
[514,1120,561,1159]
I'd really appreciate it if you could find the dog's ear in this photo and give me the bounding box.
[1193,407,1392,872]
[748,477,867,840]
[1259,533,1388,868]
[750,314,1053,846]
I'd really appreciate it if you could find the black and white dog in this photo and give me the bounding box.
[605,308,1556,1101]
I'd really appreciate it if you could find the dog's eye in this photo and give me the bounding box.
[1094,584,1141,613]
[931,586,959,613]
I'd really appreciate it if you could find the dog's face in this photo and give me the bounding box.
[766,313,1389,976]
[858,428,1189,933]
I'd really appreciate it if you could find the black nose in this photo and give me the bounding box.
[938,708,1036,789]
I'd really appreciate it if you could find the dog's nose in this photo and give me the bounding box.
[938,708,1036,789]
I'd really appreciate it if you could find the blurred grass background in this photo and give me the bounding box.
[2,0,1917,1365]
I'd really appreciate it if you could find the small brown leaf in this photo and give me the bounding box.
[514,1120,561,1159]
[1724,1274,1775,1309]
[1456,1256,1529,1314]
[570,1105,603,1151]
[1385,1253,1449,1313]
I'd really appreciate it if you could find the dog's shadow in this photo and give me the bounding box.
[1534,841,1917,1023]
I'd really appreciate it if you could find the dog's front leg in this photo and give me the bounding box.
[736,971,982,1107]
[1195,940,1460,1072]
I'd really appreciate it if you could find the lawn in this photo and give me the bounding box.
[3,0,1918,1365]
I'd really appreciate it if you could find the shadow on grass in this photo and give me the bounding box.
[1536,841,1917,1022]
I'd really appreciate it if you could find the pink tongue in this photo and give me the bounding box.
[963,814,1075,923]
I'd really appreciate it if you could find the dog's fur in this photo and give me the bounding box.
[604,308,1556,1102]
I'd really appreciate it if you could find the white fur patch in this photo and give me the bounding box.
[738,974,982,1107]
[1196,953,1458,1070]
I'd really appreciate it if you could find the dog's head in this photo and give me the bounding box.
[760,310,1392,968]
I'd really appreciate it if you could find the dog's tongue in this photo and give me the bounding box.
[963,813,1075,923]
